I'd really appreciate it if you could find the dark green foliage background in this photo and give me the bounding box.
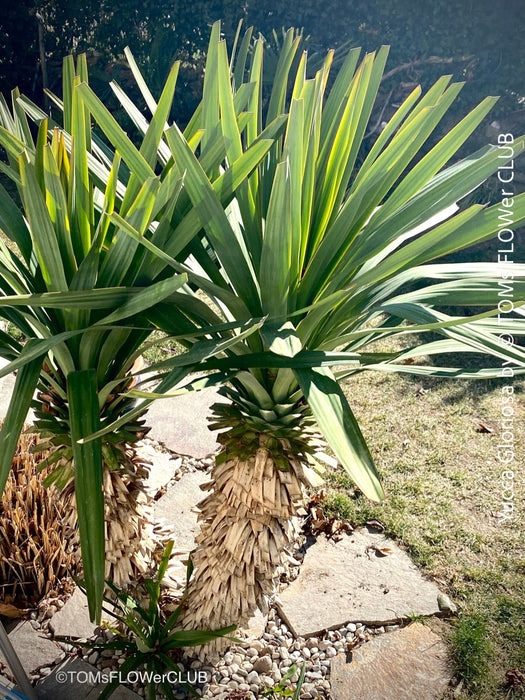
[1,0,523,131]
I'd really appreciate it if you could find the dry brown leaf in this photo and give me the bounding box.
[506,669,524,688]
[367,544,393,557]
[0,602,28,618]
[366,519,386,532]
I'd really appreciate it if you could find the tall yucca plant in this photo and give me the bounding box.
[0,45,270,623]
[120,25,525,647]
[0,56,187,620]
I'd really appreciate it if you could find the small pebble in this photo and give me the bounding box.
[253,655,272,674]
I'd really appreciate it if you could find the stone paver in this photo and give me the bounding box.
[145,386,225,458]
[241,609,268,641]
[0,360,35,424]
[330,622,452,700]
[136,441,182,496]
[277,530,443,637]
[48,588,112,640]
[36,658,140,699]
[0,622,62,675]
[153,470,209,585]
[153,470,208,550]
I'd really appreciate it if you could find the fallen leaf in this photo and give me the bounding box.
[506,669,524,688]
[0,602,28,618]
[437,592,458,614]
[366,544,393,557]
[366,519,386,532]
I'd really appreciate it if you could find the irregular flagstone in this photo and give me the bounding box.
[145,385,225,458]
[0,621,62,675]
[277,530,443,637]
[330,622,452,700]
[36,658,140,699]
[135,440,182,496]
[153,470,209,585]
[48,588,113,639]
[153,470,208,550]
[0,361,35,424]
[241,609,268,641]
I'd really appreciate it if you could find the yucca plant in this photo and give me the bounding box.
[114,25,525,646]
[0,44,271,623]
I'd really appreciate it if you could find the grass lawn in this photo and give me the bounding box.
[319,349,524,699]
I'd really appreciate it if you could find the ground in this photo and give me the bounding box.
[330,357,524,699]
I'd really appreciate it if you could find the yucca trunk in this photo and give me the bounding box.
[34,362,156,588]
[60,446,155,588]
[182,400,321,656]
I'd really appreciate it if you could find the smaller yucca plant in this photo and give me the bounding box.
[0,429,79,608]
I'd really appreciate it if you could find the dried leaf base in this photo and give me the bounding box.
[181,436,309,658]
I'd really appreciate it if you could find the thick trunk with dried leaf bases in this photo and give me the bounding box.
[0,431,79,607]
[60,446,156,587]
[33,360,156,588]
[181,400,323,657]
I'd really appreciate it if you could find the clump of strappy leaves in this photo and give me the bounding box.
[72,542,238,699]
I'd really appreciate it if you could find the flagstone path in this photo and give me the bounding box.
[330,622,451,700]
[277,530,443,637]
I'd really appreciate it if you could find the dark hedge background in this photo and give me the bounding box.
[1,0,523,131]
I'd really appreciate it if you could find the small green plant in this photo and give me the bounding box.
[74,542,238,699]
[262,663,306,699]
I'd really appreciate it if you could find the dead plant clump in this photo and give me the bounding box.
[0,429,80,611]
